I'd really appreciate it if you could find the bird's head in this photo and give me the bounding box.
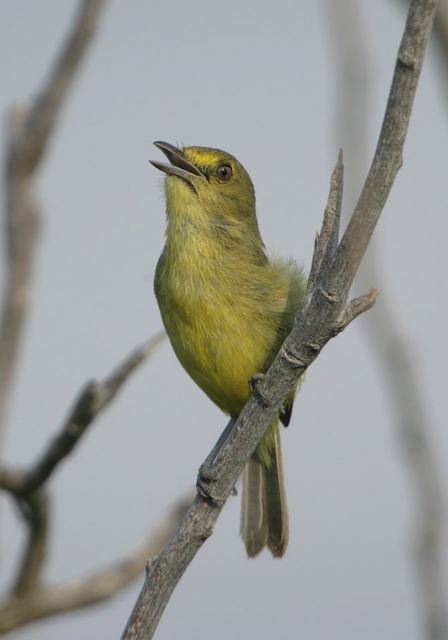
[150,142,257,224]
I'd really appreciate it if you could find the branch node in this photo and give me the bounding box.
[195,477,225,508]
[119,1,439,634]
[145,559,155,574]
[318,287,339,304]
[340,288,379,328]
[249,373,272,407]
[200,526,214,541]
[280,345,307,369]
[307,150,344,293]
[398,51,417,69]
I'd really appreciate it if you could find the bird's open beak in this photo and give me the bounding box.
[150,141,204,182]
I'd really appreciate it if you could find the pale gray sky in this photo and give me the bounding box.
[1,1,447,639]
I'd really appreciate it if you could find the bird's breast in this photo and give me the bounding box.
[155,242,279,415]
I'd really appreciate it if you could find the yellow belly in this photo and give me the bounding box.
[155,238,304,422]
[160,293,275,415]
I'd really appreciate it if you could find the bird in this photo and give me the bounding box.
[151,141,305,557]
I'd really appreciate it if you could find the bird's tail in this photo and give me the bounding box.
[240,422,288,558]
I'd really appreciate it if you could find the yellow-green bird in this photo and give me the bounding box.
[151,141,305,557]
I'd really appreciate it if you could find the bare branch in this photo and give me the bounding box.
[0,468,51,598]
[339,289,379,329]
[328,2,448,638]
[0,0,108,604]
[434,0,448,62]
[0,3,178,635]
[370,297,448,640]
[0,494,192,635]
[8,0,106,176]
[0,0,107,450]
[399,0,448,100]
[0,465,51,600]
[306,149,343,293]
[121,3,439,637]
[331,0,438,298]
[12,490,50,597]
[20,332,165,496]
[0,109,41,453]
[0,334,164,600]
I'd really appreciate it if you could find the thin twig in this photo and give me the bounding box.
[0,468,51,598]
[0,494,192,634]
[371,299,447,640]
[13,488,50,597]
[331,0,439,298]
[0,0,106,451]
[121,2,438,637]
[0,3,177,635]
[307,149,343,293]
[0,334,164,598]
[328,2,448,638]
[434,0,448,60]
[20,332,165,497]
[400,0,448,100]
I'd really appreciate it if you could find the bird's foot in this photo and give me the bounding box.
[249,372,272,407]
[196,464,224,506]
[196,415,239,505]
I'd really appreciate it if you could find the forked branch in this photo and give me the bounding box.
[329,2,448,637]
[122,1,439,638]
[0,0,107,449]
[0,494,192,634]
[0,334,164,614]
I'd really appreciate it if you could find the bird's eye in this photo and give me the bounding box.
[216,164,233,182]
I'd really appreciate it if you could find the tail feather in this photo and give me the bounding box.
[265,428,288,557]
[240,458,268,557]
[240,423,288,558]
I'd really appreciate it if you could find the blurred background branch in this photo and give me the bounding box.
[16,332,165,498]
[0,1,182,635]
[122,1,438,636]
[0,335,164,600]
[0,334,174,633]
[435,0,448,55]
[1,1,446,638]
[0,0,106,452]
[326,1,448,638]
[0,493,192,634]
[408,0,448,96]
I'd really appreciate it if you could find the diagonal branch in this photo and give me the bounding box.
[0,494,192,634]
[399,0,448,101]
[19,331,165,497]
[306,149,343,294]
[434,0,448,66]
[121,1,439,638]
[0,470,51,597]
[331,0,438,298]
[7,0,106,176]
[0,466,52,599]
[0,0,107,451]
[328,2,448,639]
[0,334,164,598]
